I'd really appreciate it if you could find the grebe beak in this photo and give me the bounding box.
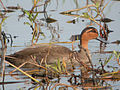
[96,36,110,44]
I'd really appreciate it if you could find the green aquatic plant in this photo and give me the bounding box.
[99,50,120,69]
[61,0,111,38]
[46,59,68,74]
[99,50,120,79]
[113,50,120,65]
[24,10,38,23]
[23,8,45,44]
[19,0,47,44]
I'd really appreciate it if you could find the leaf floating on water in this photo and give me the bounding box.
[46,17,57,23]
[60,11,71,15]
[111,40,120,44]
[67,20,76,24]
[0,10,15,13]
[41,17,57,23]
[7,6,21,10]
[96,18,114,23]
[60,12,80,17]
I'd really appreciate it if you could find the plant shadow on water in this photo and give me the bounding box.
[0,0,120,90]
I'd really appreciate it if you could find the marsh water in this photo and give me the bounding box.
[0,0,120,90]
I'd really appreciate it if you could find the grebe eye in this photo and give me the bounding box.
[88,29,98,33]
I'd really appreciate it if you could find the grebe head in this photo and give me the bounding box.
[80,27,98,49]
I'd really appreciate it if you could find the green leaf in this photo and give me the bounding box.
[52,63,60,73]
[52,67,59,73]
[24,10,30,16]
[62,64,65,72]
[104,54,113,66]
[47,63,59,73]
[33,12,38,22]
[24,10,33,22]
[113,50,118,58]
[57,59,61,72]
[91,9,97,12]
[95,1,100,8]
[0,17,7,32]
[32,32,36,42]
[82,12,90,19]
[24,22,31,26]
[118,53,120,57]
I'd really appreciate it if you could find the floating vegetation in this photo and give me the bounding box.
[96,18,114,23]
[6,6,21,10]
[111,40,120,44]
[40,17,57,23]
[0,10,15,13]
[61,0,113,41]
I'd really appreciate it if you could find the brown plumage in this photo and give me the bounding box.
[5,27,100,68]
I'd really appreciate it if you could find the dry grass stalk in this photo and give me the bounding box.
[61,4,96,14]
[5,60,39,83]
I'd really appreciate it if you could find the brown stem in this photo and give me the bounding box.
[0,32,7,82]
